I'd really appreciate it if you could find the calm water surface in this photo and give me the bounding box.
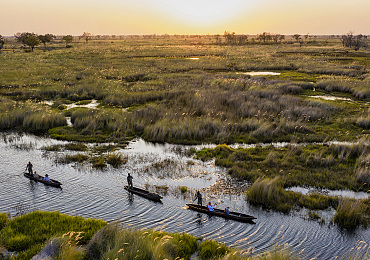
[0,132,368,259]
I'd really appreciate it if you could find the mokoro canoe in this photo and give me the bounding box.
[186,203,256,223]
[124,186,163,202]
[24,172,62,188]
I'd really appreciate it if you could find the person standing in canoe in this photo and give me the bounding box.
[26,161,33,174]
[127,173,133,188]
[193,191,203,206]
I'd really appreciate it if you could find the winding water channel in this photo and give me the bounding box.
[0,132,368,259]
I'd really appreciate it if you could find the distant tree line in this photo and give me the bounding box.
[1,31,368,52]
[340,32,368,51]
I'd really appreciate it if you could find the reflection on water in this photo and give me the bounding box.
[0,132,368,260]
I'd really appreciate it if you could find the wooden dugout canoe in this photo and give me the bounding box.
[186,203,256,223]
[124,185,163,202]
[24,172,62,188]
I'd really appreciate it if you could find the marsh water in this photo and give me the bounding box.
[0,132,368,259]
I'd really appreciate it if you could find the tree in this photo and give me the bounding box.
[304,33,309,41]
[341,32,368,51]
[236,35,248,45]
[38,34,54,49]
[62,35,73,47]
[15,32,36,45]
[257,32,271,43]
[224,31,236,45]
[272,34,284,43]
[0,35,4,51]
[24,36,40,51]
[293,34,301,43]
[81,32,91,43]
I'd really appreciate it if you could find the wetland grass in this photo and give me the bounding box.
[197,142,370,192]
[334,198,369,229]
[1,38,369,144]
[198,240,230,260]
[84,224,198,260]
[0,211,106,260]
[107,152,128,168]
[0,213,7,230]
[1,210,368,260]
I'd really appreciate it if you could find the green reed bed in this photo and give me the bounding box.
[0,213,7,230]
[246,177,339,213]
[0,211,106,260]
[106,153,128,168]
[246,178,369,229]
[56,153,127,169]
[83,224,198,260]
[334,198,370,229]
[197,141,369,192]
[0,98,67,132]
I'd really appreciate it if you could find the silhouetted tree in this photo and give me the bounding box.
[0,35,4,51]
[224,31,236,45]
[38,34,54,49]
[236,35,248,45]
[257,32,272,43]
[293,34,301,43]
[214,34,221,44]
[272,34,284,43]
[24,36,40,51]
[341,32,368,51]
[81,32,92,43]
[15,32,36,44]
[62,35,73,47]
[304,33,309,42]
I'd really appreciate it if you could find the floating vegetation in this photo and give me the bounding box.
[91,156,107,169]
[106,153,128,168]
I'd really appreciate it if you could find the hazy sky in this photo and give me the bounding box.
[2,0,370,36]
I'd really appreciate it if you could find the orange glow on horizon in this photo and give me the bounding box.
[1,0,370,36]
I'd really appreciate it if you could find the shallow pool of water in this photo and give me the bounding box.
[240,72,281,76]
[0,133,368,260]
[308,95,352,101]
[286,187,369,200]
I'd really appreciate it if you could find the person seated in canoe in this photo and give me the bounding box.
[33,171,41,180]
[207,202,216,212]
[43,174,50,182]
[26,161,33,174]
[193,191,202,206]
[225,207,230,215]
[127,173,133,188]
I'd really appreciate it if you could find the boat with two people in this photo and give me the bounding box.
[24,172,62,188]
[186,203,256,223]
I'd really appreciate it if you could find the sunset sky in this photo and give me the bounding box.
[2,0,370,36]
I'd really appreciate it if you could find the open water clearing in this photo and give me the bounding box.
[0,132,368,259]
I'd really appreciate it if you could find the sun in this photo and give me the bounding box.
[152,0,254,26]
